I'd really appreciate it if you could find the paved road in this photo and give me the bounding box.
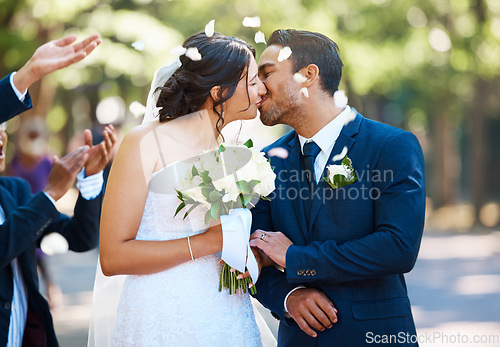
[45,230,500,346]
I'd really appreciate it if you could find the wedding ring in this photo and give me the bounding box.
[260,233,266,241]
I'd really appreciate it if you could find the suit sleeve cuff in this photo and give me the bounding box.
[43,192,57,206]
[10,72,27,102]
[76,169,103,200]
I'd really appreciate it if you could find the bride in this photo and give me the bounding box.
[89,31,273,346]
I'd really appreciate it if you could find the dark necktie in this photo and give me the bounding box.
[302,141,321,195]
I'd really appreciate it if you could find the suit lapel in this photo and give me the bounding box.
[282,134,308,242]
[307,111,363,232]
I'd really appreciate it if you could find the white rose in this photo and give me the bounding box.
[213,174,236,192]
[199,151,218,173]
[222,181,242,203]
[254,166,276,196]
[182,186,210,207]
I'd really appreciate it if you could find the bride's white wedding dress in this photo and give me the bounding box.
[89,162,271,347]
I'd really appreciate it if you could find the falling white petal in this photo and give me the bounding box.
[185,47,202,61]
[243,16,261,28]
[129,101,146,118]
[293,73,307,83]
[131,40,146,51]
[205,19,215,37]
[171,45,187,56]
[300,87,309,98]
[334,90,348,108]
[344,109,357,126]
[254,31,266,44]
[332,146,348,162]
[277,46,292,62]
[153,106,163,117]
[40,233,69,256]
[267,147,289,159]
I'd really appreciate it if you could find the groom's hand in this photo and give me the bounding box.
[249,230,292,268]
[286,288,338,338]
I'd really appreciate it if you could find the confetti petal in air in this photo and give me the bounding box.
[267,147,289,159]
[171,45,187,56]
[243,16,261,28]
[300,87,309,98]
[130,101,146,118]
[277,46,292,62]
[40,233,69,256]
[131,40,146,51]
[153,106,163,117]
[293,73,307,83]
[185,47,202,61]
[332,146,348,163]
[254,31,266,44]
[334,90,348,108]
[344,109,357,126]
[205,20,215,37]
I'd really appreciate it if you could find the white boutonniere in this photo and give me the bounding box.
[324,156,357,189]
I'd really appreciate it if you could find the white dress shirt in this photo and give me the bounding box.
[298,105,352,183]
[284,106,352,315]
[9,72,27,102]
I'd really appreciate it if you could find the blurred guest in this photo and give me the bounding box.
[8,117,60,308]
[0,124,117,347]
[0,34,102,123]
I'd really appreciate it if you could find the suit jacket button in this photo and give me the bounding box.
[297,270,304,276]
[305,270,310,275]
[311,270,316,276]
[4,302,11,310]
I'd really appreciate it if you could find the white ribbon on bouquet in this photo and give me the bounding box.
[220,208,259,284]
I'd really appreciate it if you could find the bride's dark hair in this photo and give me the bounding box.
[156,32,256,135]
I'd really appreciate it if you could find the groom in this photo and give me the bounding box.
[250,29,425,346]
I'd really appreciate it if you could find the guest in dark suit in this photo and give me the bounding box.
[0,125,117,347]
[0,33,101,123]
[250,29,425,346]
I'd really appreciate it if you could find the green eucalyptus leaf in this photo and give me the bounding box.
[174,202,185,217]
[243,139,253,148]
[235,180,249,194]
[209,190,223,202]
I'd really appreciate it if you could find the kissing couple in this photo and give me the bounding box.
[89,28,425,347]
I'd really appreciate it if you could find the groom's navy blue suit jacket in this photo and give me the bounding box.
[252,111,425,346]
[0,73,33,123]
[0,178,102,346]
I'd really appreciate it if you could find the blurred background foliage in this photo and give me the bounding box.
[1,0,500,228]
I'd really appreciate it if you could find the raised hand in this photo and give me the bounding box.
[84,124,118,177]
[12,34,102,93]
[249,229,293,268]
[286,288,338,338]
[44,146,90,201]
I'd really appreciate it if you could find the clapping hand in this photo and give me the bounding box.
[84,125,118,177]
[13,34,102,93]
[44,146,90,201]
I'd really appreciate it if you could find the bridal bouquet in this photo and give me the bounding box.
[175,140,276,294]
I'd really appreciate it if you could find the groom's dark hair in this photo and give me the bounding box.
[267,29,343,97]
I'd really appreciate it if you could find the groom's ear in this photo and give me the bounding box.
[299,64,319,88]
[210,86,222,102]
